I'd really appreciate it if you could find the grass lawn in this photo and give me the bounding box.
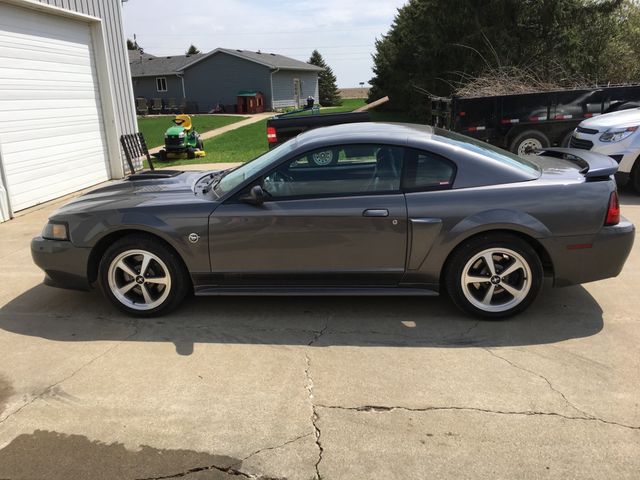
[137,114,246,149]
[285,98,366,117]
[150,119,269,168]
[148,99,423,169]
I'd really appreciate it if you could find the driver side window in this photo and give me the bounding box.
[261,144,404,199]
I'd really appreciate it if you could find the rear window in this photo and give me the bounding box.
[434,128,540,175]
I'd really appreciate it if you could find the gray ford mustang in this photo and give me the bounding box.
[31,123,635,318]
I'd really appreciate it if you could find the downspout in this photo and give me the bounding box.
[177,72,186,99]
[270,68,280,111]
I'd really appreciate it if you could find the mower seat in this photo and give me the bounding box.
[173,114,192,131]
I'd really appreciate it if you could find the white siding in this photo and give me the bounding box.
[0,2,110,211]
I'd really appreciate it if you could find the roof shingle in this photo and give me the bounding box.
[129,48,322,77]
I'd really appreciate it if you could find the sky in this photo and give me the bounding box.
[121,0,406,87]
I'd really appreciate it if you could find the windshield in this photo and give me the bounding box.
[434,128,540,175]
[213,140,297,196]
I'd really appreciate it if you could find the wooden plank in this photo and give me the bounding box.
[353,96,389,112]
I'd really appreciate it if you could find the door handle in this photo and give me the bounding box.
[363,209,389,217]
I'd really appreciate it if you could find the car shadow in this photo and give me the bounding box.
[0,282,603,355]
[619,187,640,206]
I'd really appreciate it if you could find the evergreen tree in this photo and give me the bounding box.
[186,44,201,55]
[308,50,342,106]
[127,38,140,51]
[368,0,629,117]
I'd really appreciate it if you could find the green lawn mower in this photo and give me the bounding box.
[158,114,206,160]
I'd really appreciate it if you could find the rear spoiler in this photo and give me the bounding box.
[536,147,619,178]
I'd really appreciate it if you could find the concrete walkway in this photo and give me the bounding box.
[148,112,273,155]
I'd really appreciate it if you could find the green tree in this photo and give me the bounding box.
[186,44,201,55]
[127,38,140,51]
[308,50,342,106]
[368,0,629,117]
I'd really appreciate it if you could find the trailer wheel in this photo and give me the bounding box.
[510,131,550,156]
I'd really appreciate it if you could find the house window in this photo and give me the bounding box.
[156,77,167,92]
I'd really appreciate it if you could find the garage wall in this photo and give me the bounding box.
[0,0,138,221]
[36,0,137,141]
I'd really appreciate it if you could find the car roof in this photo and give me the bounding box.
[296,122,435,147]
[293,122,540,188]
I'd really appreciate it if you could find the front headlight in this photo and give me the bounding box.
[178,132,185,138]
[599,126,638,143]
[42,222,69,241]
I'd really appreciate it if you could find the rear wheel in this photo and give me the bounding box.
[99,235,190,316]
[510,130,550,156]
[445,234,543,319]
[186,147,196,159]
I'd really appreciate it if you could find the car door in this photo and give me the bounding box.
[209,144,408,286]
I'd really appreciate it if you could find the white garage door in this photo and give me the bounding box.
[0,3,109,212]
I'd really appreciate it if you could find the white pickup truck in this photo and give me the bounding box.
[570,108,640,192]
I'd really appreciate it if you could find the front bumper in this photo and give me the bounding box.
[541,219,635,287]
[31,236,92,291]
[571,131,639,174]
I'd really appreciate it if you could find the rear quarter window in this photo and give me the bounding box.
[403,149,456,191]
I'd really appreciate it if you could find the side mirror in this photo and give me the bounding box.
[242,185,266,206]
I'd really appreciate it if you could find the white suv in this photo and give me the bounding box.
[570,107,640,192]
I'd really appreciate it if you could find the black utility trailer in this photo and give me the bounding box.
[430,85,640,155]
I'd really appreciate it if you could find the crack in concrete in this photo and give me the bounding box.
[0,326,139,426]
[307,313,334,347]
[134,433,311,480]
[135,460,284,480]
[304,354,324,480]
[315,404,640,431]
[238,432,313,465]
[483,347,594,419]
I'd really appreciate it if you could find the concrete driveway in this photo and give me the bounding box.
[0,189,639,480]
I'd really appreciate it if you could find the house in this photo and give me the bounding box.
[0,0,137,222]
[130,48,323,113]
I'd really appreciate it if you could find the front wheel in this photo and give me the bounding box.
[445,234,543,319]
[98,235,190,316]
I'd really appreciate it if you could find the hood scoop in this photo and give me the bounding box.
[127,170,183,181]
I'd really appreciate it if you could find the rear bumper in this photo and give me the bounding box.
[542,219,635,287]
[31,236,91,291]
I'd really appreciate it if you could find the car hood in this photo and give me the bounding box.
[580,107,640,130]
[50,170,220,217]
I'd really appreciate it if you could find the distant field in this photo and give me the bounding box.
[340,87,371,99]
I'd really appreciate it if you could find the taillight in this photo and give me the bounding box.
[605,191,620,226]
[266,126,277,143]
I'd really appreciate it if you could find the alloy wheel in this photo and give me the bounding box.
[460,248,532,313]
[107,249,172,311]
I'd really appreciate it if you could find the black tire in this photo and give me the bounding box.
[510,130,550,156]
[158,149,168,161]
[197,138,204,150]
[186,147,196,159]
[445,233,543,319]
[631,158,640,194]
[98,234,190,317]
[560,131,573,148]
